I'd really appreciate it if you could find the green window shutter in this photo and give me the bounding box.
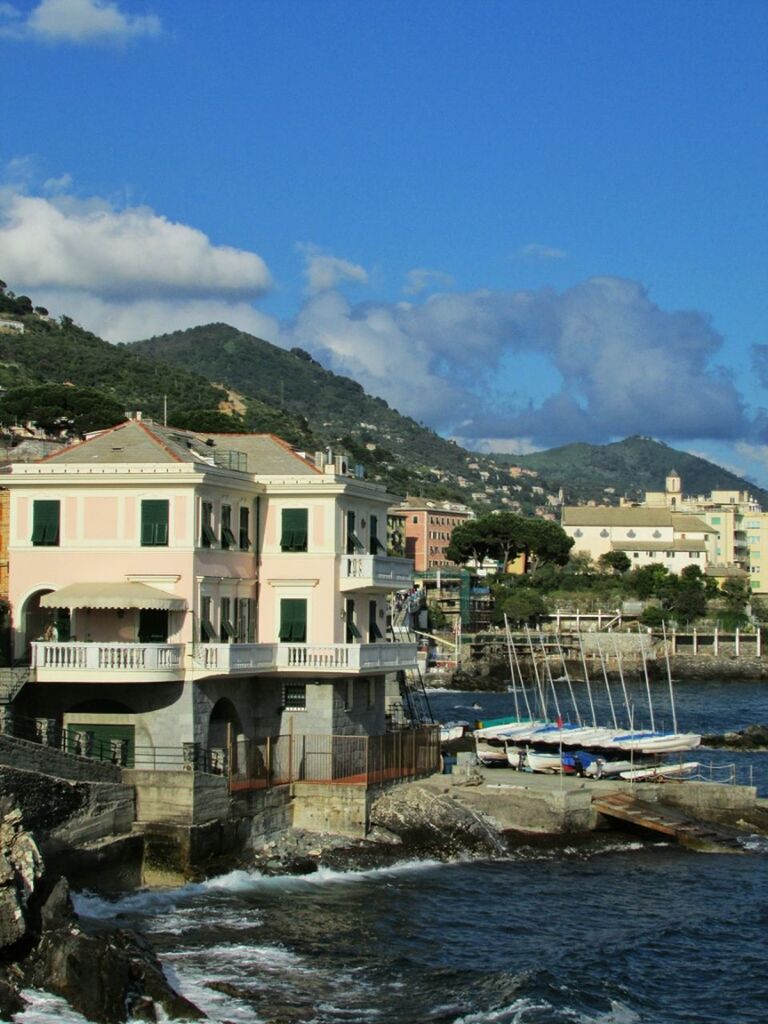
[279,598,307,642]
[281,508,308,551]
[141,500,169,546]
[369,514,386,554]
[239,506,251,550]
[32,501,60,546]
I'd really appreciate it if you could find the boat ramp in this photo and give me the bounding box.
[412,762,765,852]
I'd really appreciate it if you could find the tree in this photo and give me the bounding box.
[0,384,125,436]
[445,519,492,567]
[447,512,573,573]
[493,586,547,627]
[598,550,631,575]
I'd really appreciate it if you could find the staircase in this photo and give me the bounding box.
[391,623,434,727]
[593,791,746,852]
[0,665,30,705]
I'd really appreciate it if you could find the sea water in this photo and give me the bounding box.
[13,679,768,1024]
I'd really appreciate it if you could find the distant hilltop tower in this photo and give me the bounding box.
[666,469,681,507]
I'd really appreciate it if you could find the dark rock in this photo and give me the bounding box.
[25,924,206,1023]
[0,971,26,1019]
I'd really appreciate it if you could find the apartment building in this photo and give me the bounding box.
[5,418,417,766]
[391,497,472,572]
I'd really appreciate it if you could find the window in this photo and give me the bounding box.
[281,508,308,552]
[200,596,215,643]
[141,500,168,546]
[239,506,251,550]
[220,597,236,642]
[201,501,217,547]
[283,682,306,711]
[369,514,386,554]
[279,598,306,642]
[221,505,237,549]
[32,500,60,546]
[368,599,383,641]
[345,598,362,642]
[346,510,363,554]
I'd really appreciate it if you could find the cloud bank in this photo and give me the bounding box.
[289,274,749,449]
[1,177,754,455]
[0,0,160,43]
[0,181,273,341]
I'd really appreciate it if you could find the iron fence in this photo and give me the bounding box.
[229,726,440,791]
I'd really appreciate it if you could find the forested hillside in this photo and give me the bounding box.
[2,279,765,513]
[495,436,768,507]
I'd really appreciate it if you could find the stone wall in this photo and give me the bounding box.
[292,782,371,837]
[123,768,230,826]
[0,734,122,783]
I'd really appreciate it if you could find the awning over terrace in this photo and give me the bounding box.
[40,582,187,611]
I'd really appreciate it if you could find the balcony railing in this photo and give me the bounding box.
[340,554,413,590]
[275,641,418,672]
[29,639,419,680]
[32,641,185,675]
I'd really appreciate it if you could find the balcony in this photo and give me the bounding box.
[340,554,414,591]
[32,641,186,683]
[29,639,419,683]
[192,640,419,677]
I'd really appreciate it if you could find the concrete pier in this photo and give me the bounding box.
[407,763,762,839]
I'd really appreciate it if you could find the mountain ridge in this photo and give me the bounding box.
[1,286,765,512]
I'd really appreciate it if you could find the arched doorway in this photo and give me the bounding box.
[208,698,243,774]
[19,589,70,662]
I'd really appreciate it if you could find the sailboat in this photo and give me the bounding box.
[473,625,701,774]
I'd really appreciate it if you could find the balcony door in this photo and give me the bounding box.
[138,609,169,643]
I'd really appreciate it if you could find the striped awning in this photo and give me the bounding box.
[40,582,187,611]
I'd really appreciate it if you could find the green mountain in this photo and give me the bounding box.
[2,282,766,513]
[494,436,768,507]
[129,323,508,502]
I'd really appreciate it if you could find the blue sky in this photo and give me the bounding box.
[1,0,767,484]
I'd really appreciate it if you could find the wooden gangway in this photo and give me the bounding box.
[593,791,746,852]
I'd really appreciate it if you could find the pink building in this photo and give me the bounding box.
[6,419,417,775]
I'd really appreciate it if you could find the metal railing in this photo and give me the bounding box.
[229,726,440,791]
[342,554,414,587]
[0,707,439,787]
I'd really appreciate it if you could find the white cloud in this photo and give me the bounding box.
[286,277,749,449]
[37,291,282,345]
[513,243,568,261]
[462,437,542,456]
[0,186,271,298]
[0,178,275,343]
[402,267,454,296]
[297,243,368,294]
[1,0,160,43]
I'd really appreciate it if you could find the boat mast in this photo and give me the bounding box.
[554,633,582,725]
[596,637,619,729]
[525,627,548,719]
[503,614,521,721]
[538,632,563,722]
[577,633,598,726]
[507,627,535,720]
[639,628,656,732]
[661,619,678,733]
[612,636,634,730]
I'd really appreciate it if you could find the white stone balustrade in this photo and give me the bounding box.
[30,639,418,681]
